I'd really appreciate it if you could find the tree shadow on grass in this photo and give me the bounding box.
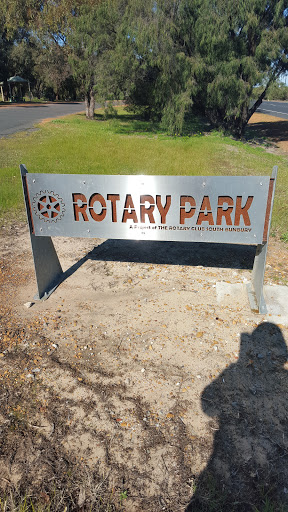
[186,322,288,512]
[94,111,211,137]
[94,111,165,135]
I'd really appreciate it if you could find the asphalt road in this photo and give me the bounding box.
[0,102,86,137]
[256,99,288,120]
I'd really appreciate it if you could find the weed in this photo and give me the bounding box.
[253,494,288,512]
[119,490,128,503]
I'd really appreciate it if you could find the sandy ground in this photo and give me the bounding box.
[1,222,288,511]
[248,112,288,154]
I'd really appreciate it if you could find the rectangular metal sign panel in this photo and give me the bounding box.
[26,174,270,244]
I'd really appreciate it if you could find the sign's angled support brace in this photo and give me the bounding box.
[247,166,277,314]
[247,243,268,314]
[20,164,64,300]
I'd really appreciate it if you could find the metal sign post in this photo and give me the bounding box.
[20,164,64,300]
[247,167,277,314]
[20,165,277,313]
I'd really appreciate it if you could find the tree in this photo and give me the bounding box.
[0,29,13,85]
[115,0,288,137]
[263,79,288,100]
[33,42,72,100]
[68,0,125,119]
[115,0,198,133]
[193,0,288,136]
[1,0,80,100]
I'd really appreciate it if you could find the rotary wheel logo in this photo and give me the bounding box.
[33,191,65,222]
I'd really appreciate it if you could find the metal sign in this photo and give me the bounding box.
[25,173,270,244]
[20,165,277,314]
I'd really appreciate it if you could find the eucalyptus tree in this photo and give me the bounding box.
[0,26,13,84]
[1,0,76,98]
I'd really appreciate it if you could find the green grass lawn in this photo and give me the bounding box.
[0,109,287,238]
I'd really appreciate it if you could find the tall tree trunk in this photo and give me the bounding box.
[247,82,273,121]
[228,76,279,138]
[89,93,95,119]
[85,88,95,120]
[239,71,283,136]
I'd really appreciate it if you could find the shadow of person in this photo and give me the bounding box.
[186,323,288,512]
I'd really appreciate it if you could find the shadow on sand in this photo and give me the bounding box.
[87,239,256,269]
[246,119,288,145]
[58,239,256,287]
[186,322,288,511]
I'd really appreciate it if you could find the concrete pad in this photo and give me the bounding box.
[264,285,288,326]
[216,282,247,307]
[216,281,288,326]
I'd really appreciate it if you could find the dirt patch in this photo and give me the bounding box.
[247,112,288,154]
[1,223,288,511]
